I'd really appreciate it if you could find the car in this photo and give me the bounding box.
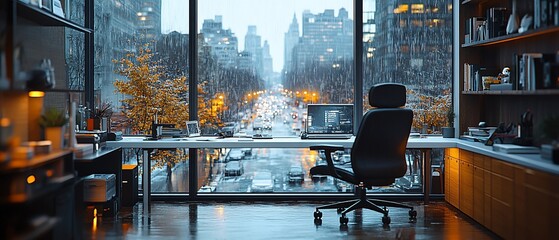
[199,185,216,192]
[240,148,252,157]
[251,171,274,192]
[287,165,305,182]
[224,160,243,176]
[225,149,244,161]
[334,178,353,192]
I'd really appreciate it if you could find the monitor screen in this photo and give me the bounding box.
[306,104,353,134]
[186,121,200,137]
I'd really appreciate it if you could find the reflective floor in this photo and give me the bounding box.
[83,201,498,239]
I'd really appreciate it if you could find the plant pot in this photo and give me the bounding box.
[45,126,65,150]
[442,127,455,138]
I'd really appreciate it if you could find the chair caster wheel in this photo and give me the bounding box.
[314,210,322,220]
[339,215,349,226]
[337,207,345,213]
[382,215,391,225]
[409,209,417,219]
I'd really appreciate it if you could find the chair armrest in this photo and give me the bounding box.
[309,145,345,179]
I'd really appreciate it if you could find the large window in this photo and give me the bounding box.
[92,0,453,196]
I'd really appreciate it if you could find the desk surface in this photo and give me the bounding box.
[106,136,456,149]
[107,136,559,175]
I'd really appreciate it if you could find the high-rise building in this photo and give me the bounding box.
[290,8,353,70]
[92,1,153,106]
[370,0,452,91]
[201,16,239,69]
[262,40,273,78]
[244,25,263,76]
[283,13,300,73]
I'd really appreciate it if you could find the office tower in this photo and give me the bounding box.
[244,25,263,76]
[262,40,273,78]
[370,0,452,91]
[201,15,239,69]
[283,13,300,73]
[290,8,353,70]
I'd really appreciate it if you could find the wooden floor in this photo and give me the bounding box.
[83,200,499,239]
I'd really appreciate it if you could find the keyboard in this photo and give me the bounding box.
[304,134,352,139]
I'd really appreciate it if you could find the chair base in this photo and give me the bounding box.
[313,186,417,226]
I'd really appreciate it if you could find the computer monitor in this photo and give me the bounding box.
[186,121,200,137]
[306,104,353,136]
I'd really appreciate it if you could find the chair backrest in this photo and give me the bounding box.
[351,83,413,183]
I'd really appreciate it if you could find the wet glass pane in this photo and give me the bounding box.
[363,0,453,135]
[198,0,354,137]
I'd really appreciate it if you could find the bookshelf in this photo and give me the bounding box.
[457,0,559,142]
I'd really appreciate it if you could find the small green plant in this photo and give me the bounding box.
[446,107,455,127]
[39,108,68,127]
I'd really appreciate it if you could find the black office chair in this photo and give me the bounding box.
[310,83,416,226]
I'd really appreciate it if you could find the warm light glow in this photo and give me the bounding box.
[394,4,409,14]
[0,118,10,127]
[46,169,53,177]
[28,91,45,97]
[92,208,97,232]
[411,4,424,13]
[27,175,36,184]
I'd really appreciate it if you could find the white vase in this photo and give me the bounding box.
[45,126,65,151]
[506,0,519,34]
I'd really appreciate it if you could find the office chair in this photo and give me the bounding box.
[310,83,416,226]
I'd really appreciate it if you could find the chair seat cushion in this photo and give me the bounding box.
[310,165,395,187]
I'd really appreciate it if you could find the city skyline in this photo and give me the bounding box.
[161,0,353,72]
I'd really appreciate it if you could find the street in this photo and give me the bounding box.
[146,84,424,194]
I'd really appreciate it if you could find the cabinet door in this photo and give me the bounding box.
[491,160,514,240]
[523,168,554,239]
[473,164,485,225]
[446,156,460,208]
[459,159,473,217]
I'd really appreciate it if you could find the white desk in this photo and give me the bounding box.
[107,136,559,220]
[107,136,456,216]
[107,136,457,149]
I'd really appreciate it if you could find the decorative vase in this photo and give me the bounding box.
[506,0,519,34]
[45,126,65,150]
[442,127,455,138]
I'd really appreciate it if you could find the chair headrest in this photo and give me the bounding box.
[369,83,407,108]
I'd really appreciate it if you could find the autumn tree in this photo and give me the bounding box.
[408,88,451,134]
[113,45,189,169]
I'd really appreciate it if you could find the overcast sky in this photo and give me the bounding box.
[161,0,370,72]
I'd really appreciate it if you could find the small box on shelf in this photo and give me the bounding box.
[541,144,559,164]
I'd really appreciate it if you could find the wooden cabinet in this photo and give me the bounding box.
[490,159,515,240]
[459,150,474,217]
[457,0,559,138]
[445,148,460,208]
[445,148,559,239]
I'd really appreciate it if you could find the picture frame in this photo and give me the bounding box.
[186,121,200,137]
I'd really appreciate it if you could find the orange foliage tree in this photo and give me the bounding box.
[408,89,452,134]
[113,45,189,169]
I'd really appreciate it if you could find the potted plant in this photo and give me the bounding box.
[539,116,559,164]
[39,107,68,150]
[442,108,455,138]
[87,102,113,131]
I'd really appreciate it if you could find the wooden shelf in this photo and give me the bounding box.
[15,1,92,33]
[462,89,559,95]
[462,26,559,48]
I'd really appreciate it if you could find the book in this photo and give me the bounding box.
[492,144,539,154]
